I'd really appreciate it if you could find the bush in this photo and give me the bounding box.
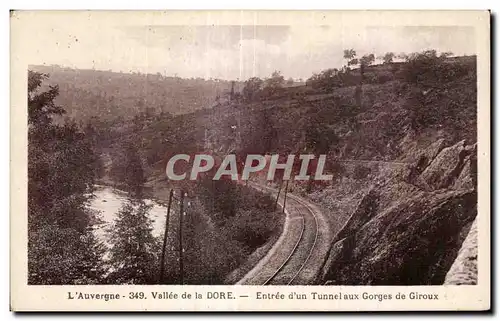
[401,53,476,133]
[306,69,342,92]
[352,164,371,180]
[373,71,394,84]
[330,161,346,180]
[401,50,470,87]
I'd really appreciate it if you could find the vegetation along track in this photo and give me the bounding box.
[237,183,332,285]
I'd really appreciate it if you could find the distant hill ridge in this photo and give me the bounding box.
[29,64,244,121]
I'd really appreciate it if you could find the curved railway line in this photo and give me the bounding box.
[237,183,331,285]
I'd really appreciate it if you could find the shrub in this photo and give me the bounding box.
[401,52,476,133]
[352,164,371,180]
[374,71,394,84]
[401,50,469,87]
[330,161,346,180]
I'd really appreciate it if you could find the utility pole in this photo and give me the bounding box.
[230,80,235,102]
[178,190,185,285]
[236,109,242,147]
[282,180,289,213]
[274,181,283,210]
[159,189,174,283]
[211,180,215,214]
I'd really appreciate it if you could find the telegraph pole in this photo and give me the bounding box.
[274,181,282,210]
[159,189,174,283]
[282,180,289,213]
[178,190,185,285]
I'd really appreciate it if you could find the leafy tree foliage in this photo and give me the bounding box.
[359,53,375,82]
[343,49,357,71]
[402,50,463,87]
[440,51,454,58]
[106,201,160,284]
[28,71,105,284]
[383,52,395,64]
[109,143,146,198]
[242,77,263,101]
[263,71,285,97]
[28,225,106,284]
[304,119,339,156]
[239,106,277,155]
[401,50,474,133]
[265,71,285,88]
[306,68,341,91]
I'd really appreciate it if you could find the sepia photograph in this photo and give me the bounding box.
[10,10,490,311]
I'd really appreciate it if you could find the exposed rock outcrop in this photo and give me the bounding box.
[400,135,446,165]
[321,189,476,285]
[444,218,478,285]
[321,139,478,285]
[406,138,447,184]
[330,189,380,244]
[418,140,476,191]
[453,143,477,191]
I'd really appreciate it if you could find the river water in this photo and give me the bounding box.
[88,186,169,251]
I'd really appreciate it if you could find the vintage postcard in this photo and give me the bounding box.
[10,10,490,311]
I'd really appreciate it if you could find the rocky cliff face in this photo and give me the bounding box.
[320,140,477,285]
[444,217,478,285]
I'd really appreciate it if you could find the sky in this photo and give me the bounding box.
[19,12,477,81]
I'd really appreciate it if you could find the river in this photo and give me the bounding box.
[88,185,170,252]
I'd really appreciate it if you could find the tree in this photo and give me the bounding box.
[350,53,376,106]
[181,198,245,284]
[230,81,235,101]
[28,72,65,127]
[302,110,340,192]
[240,106,277,156]
[306,68,341,91]
[110,143,146,199]
[383,52,395,64]
[402,49,471,131]
[347,58,359,67]
[343,49,357,71]
[440,51,453,58]
[83,120,105,178]
[28,71,105,284]
[107,201,160,284]
[359,53,375,82]
[28,225,106,285]
[263,71,285,96]
[397,52,408,60]
[242,77,263,101]
[286,77,295,86]
[28,71,99,230]
[403,49,442,86]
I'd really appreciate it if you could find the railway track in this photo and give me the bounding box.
[237,183,328,285]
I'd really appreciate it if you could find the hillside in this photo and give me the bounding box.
[124,53,477,285]
[30,52,478,285]
[29,65,243,121]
